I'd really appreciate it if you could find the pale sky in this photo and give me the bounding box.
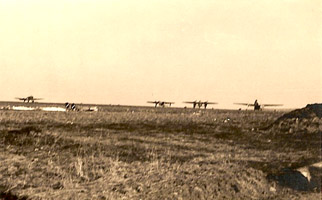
[0,0,321,109]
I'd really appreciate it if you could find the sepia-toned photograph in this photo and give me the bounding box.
[0,0,321,199]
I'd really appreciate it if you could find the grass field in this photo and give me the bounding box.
[0,104,321,199]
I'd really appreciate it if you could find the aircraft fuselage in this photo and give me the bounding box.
[21,96,35,103]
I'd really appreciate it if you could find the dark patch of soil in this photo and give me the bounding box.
[267,166,321,192]
[0,185,28,200]
[1,126,42,146]
[7,126,41,135]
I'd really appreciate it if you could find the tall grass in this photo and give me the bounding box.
[0,109,320,199]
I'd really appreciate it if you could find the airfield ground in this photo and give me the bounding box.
[0,103,321,199]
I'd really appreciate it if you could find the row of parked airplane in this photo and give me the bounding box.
[148,100,283,110]
[15,96,283,111]
[147,100,218,109]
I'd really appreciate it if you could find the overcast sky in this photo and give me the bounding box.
[0,0,321,109]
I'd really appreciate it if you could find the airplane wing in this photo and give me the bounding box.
[33,98,43,100]
[205,102,218,104]
[262,104,283,107]
[234,103,254,106]
[147,101,158,104]
[183,101,196,104]
[15,97,26,100]
[164,102,175,104]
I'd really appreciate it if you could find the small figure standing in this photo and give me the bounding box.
[254,99,260,110]
[65,102,70,110]
[71,103,76,111]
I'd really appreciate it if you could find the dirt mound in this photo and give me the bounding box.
[277,104,322,120]
[267,104,321,134]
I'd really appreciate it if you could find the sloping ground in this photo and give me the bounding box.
[0,123,319,200]
[0,124,277,200]
[263,104,322,192]
[266,103,321,134]
[0,151,276,200]
[277,104,322,120]
[0,108,321,199]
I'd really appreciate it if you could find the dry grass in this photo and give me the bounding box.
[0,107,320,199]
